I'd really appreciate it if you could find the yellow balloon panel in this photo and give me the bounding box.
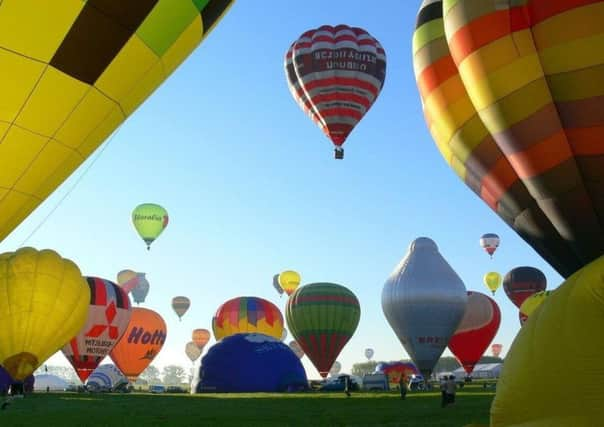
[491,255,604,426]
[0,0,235,243]
[0,247,89,380]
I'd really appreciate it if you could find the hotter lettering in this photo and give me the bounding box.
[127,326,166,345]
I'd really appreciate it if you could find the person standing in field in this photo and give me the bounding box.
[440,376,448,407]
[445,376,457,405]
[399,376,407,400]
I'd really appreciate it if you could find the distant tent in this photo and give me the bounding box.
[33,374,69,391]
[453,363,502,379]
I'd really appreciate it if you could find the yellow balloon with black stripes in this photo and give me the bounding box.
[0,0,234,243]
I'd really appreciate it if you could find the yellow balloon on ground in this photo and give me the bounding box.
[491,256,604,426]
[132,203,168,249]
[483,272,502,295]
[0,247,90,380]
[278,270,301,296]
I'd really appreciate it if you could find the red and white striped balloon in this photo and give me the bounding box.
[285,24,386,159]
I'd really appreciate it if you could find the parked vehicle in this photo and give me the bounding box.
[408,375,425,391]
[149,384,166,394]
[166,386,186,393]
[362,373,389,391]
[320,374,360,392]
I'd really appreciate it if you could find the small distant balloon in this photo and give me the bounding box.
[272,274,284,296]
[185,342,202,363]
[278,271,301,296]
[365,348,374,361]
[132,203,169,250]
[491,344,503,358]
[480,233,500,258]
[172,296,191,321]
[483,272,502,295]
[281,328,288,341]
[192,329,211,351]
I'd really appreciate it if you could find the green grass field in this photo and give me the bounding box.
[0,386,494,427]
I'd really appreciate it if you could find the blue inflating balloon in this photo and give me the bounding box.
[195,333,308,393]
[0,365,34,394]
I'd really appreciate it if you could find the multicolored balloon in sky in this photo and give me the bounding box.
[448,291,501,375]
[286,282,360,378]
[117,270,150,305]
[413,0,604,279]
[285,24,386,159]
[62,277,132,382]
[0,1,234,244]
[0,248,89,380]
[212,297,284,341]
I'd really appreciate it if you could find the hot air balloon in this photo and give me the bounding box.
[285,25,386,159]
[503,267,547,308]
[329,361,342,377]
[281,328,288,341]
[382,237,467,379]
[483,272,502,295]
[288,341,305,359]
[132,203,169,250]
[286,282,360,378]
[172,296,191,321]
[192,329,211,350]
[491,344,503,359]
[62,277,132,382]
[272,274,284,296]
[448,291,501,375]
[413,1,604,280]
[109,307,166,382]
[278,270,301,296]
[519,290,553,326]
[365,348,374,361]
[0,248,90,380]
[376,362,419,384]
[116,269,140,294]
[86,364,127,393]
[480,234,500,258]
[212,297,284,341]
[130,273,150,305]
[0,1,234,245]
[185,341,202,363]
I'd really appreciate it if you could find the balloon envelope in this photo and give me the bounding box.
[376,362,419,383]
[503,267,547,308]
[480,234,500,257]
[62,277,132,382]
[212,297,284,341]
[448,291,501,374]
[132,203,168,249]
[382,237,467,379]
[365,348,374,360]
[109,307,166,382]
[483,272,502,295]
[329,361,342,377]
[185,341,202,362]
[130,273,150,305]
[519,290,552,326]
[413,1,604,279]
[272,274,284,295]
[192,329,211,350]
[285,24,386,158]
[286,282,361,378]
[86,364,127,392]
[491,344,503,358]
[0,1,234,244]
[0,247,90,380]
[278,271,301,296]
[172,296,191,320]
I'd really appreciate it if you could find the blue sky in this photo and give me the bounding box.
[2,1,563,379]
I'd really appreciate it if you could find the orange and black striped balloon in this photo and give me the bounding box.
[413,0,604,278]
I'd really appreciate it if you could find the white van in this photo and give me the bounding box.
[362,373,389,391]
